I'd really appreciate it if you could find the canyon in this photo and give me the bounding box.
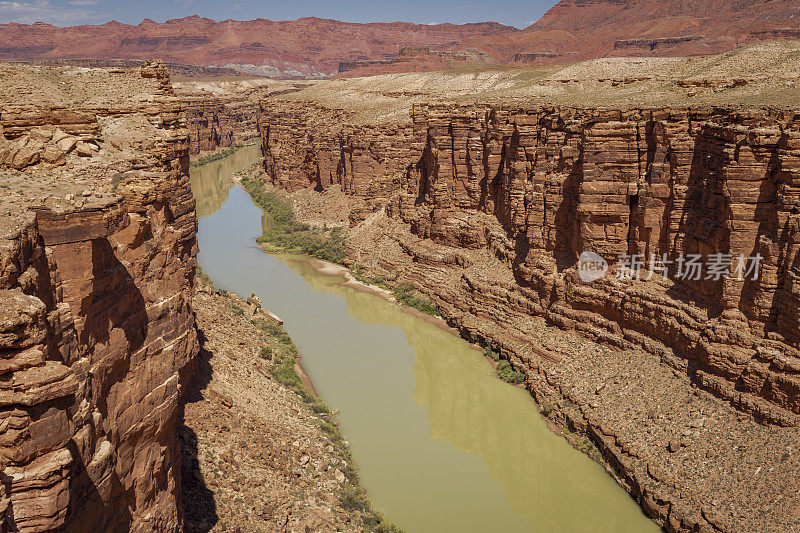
[1,33,799,533]
[259,99,800,428]
[246,48,800,532]
[0,60,399,532]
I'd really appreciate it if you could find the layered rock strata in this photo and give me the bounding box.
[257,99,800,533]
[0,62,197,531]
[260,101,800,426]
[179,82,304,156]
[183,98,258,155]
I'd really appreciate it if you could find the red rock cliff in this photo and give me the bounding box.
[0,62,197,531]
[259,101,800,427]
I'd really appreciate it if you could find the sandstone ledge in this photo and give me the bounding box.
[0,61,197,531]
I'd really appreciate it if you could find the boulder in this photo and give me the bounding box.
[28,128,53,143]
[42,144,66,166]
[75,141,95,158]
[10,139,43,170]
[57,136,78,154]
[51,128,69,144]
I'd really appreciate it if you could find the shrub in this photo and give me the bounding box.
[190,140,258,168]
[496,360,525,384]
[485,347,500,361]
[241,175,347,264]
[195,266,213,286]
[392,284,438,316]
[259,346,273,360]
[251,317,284,336]
[339,485,369,513]
[338,487,403,532]
[270,354,303,389]
[111,172,125,192]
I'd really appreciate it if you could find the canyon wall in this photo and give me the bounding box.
[184,96,259,155]
[0,63,197,531]
[259,101,800,428]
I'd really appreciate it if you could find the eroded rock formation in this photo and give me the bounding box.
[0,16,515,78]
[183,98,251,155]
[256,98,800,532]
[0,62,196,531]
[260,101,800,426]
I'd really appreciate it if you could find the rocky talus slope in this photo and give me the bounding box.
[0,61,197,531]
[257,97,800,532]
[184,279,388,532]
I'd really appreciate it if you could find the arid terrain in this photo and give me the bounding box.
[236,39,800,532]
[0,62,389,532]
[1,2,800,529]
[184,278,385,532]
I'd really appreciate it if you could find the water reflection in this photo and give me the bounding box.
[192,147,660,533]
[189,143,262,218]
[283,259,657,533]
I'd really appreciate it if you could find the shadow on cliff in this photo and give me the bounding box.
[667,124,731,319]
[178,326,218,532]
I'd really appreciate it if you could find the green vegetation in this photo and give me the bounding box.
[111,172,125,193]
[241,174,347,264]
[259,346,273,360]
[195,266,213,286]
[338,485,403,533]
[496,360,525,385]
[190,139,259,168]
[485,347,500,361]
[391,284,438,316]
[351,266,391,290]
[567,429,603,462]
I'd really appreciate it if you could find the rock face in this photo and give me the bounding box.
[0,16,516,78]
[260,102,415,223]
[184,98,256,155]
[259,101,800,427]
[0,62,197,531]
[256,97,800,533]
[469,0,800,63]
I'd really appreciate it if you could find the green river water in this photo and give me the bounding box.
[190,147,660,533]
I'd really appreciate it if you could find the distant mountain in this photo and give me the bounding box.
[469,0,800,64]
[3,2,799,78]
[0,15,517,78]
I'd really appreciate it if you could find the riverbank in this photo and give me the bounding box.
[189,138,261,168]
[246,182,800,533]
[182,275,401,532]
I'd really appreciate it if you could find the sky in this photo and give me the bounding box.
[0,0,559,29]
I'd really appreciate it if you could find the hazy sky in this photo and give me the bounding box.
[0,0,559,29]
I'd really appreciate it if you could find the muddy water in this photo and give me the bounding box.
[190,150,660,533]
[190,143,263,218]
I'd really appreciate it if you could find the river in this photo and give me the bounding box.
[190,147,659,533]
